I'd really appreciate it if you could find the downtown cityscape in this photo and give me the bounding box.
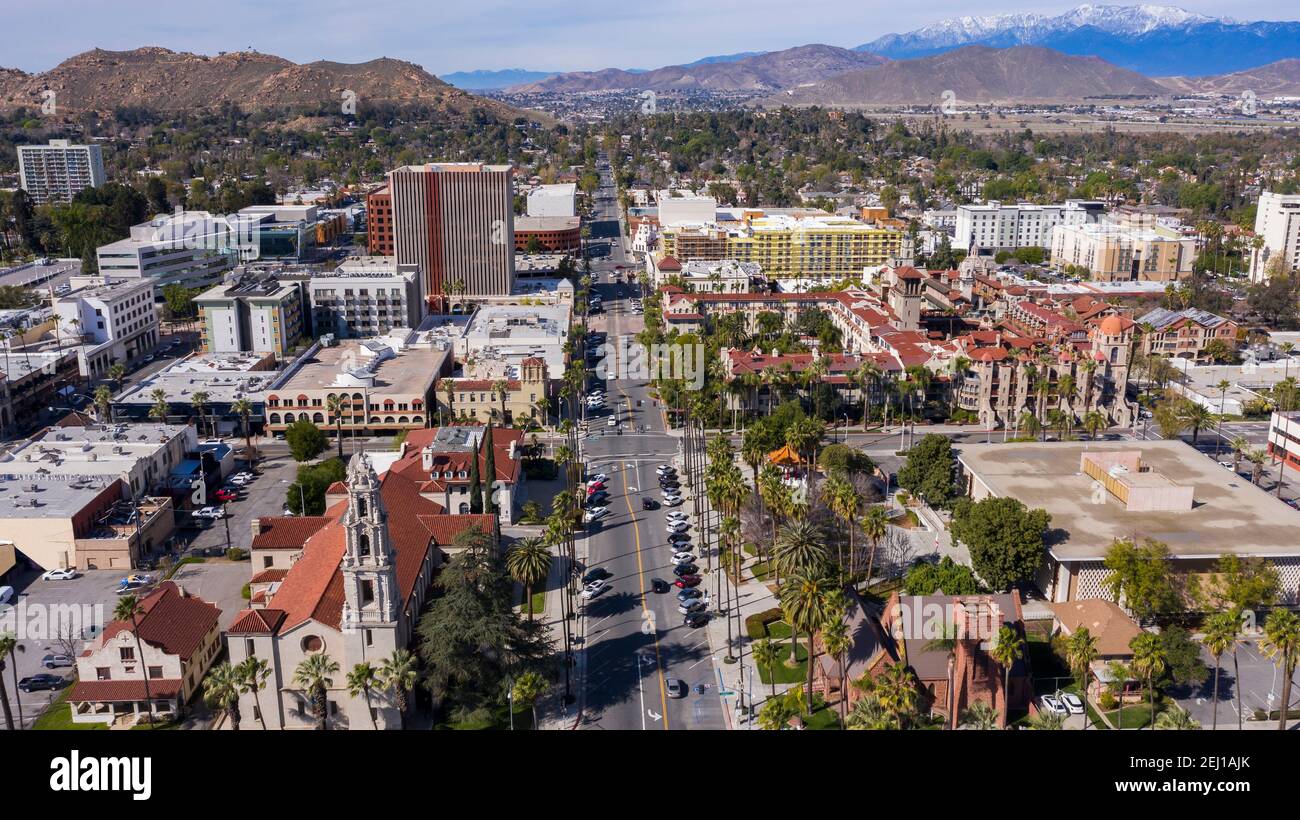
[0,0,1299,801]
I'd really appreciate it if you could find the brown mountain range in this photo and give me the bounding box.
[1157,59,1300,97]
[506,44,890,93]
[0,47,525,119]
[770,45,1170,106]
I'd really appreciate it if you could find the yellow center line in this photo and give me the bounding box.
[618,379,670,729]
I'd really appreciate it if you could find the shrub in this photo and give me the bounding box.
[1098,690,1117,711]
[285,418,328,462]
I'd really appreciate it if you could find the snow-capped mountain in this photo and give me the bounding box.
[855,5,1297,76]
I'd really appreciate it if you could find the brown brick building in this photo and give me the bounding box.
[366,184,393,255]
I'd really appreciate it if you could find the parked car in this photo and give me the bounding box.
[657,464,675,476]
[677,587,703,602]
[581,567,611,585]
[675,575,702,588]
[585,492,608,507]
[586,482,606,494]
[663,496,684,507]
[678,599,707,615]
[589,474,609,484]
[667,521,689,534]
[673,564,699,577]
[672,551,695,563]
[583,507,609,523]
[650,578,671,594]
[193,506,225,519]
[1039,695,1069,717]
[42,654,74,669]
[40,568,80,581]
[18,674,65,693]
[666,678,688,698]
[214,489,237,503]
[667,533,691,545]
[1059,692,1085,715]
[683,611,709,628]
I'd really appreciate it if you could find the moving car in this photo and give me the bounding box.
[581,579,609,599]
[18,674,64,693]
[641,497,658,510]
[679,599,707,615]
[666,678,688,699]
[650,578,671,594]
[607,417,618,427]
[40,568,80,581]
[42,654,74,669]
[581,567,611,585]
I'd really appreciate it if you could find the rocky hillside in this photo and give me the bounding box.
[1157,59,1300,97]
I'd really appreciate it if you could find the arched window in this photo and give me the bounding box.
[370,416,380,424]
[284,413,296,423]
[352,393,363,402]
[269,414,281,424]
[313,412,324,423]
[1109,347,1118,364]
[458,503,470,514]
[412,416,423,424]
[357,498,367,518]
[385,416,395,424]
[398,416,409,424]
[357,532,370,556]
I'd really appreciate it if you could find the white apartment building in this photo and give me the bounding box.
[54,276,160,378]
[526,183,577,218]
[309,256,422,339]
[97,211,244,289]
[955,200,1106,252]
[656,190,717,227]
[672,259,759,293]
[17,139,106,204]
[1249,191,1300,282]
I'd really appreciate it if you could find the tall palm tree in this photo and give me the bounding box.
[1026,711,1066,730]
[232,397,255,467]
[93,384,113,423]
[1201,611,1238,732]
[1260,608,1300,731]
[772,521,828,588]
[1064,627,1098,730]
[492,379,511,425]
[293,653,340,730]
[874,663,921,729]
[0,632,16,730]
[191,390,210,438]
[821,615,854,724]
[1230,436,1249,473]
[751,638,780,700]
[108,362,126,389]
[113,594,154,723]
[989,624,1025,729]
[326,394,346,459]
[442,380,455,425]
[1082,410,1107,440]
[346,662,380,730]
[1178,401,1214,445]
[506,537,551,621]
[861,506,889,586]
[1130,633,1168,730]
[378,649,418,730]
[148,388,168,423]
[237,656,270,730]
[512,671,548,730]
[823,476,859,576]
[203,662,243,730]
[780,571,836,711]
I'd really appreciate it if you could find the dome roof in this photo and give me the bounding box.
[1099,314,1129,336]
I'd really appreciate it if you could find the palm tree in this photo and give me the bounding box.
[1178,401,1214,445]
[989,624,1025,729]
[1153,708,1201,730]
[346,662,380,730]
[237,656,270,730]
[1064,627,1098,730]
[232,397,255,467]
[1260,608,1300,731]
[821,615,854,724]
[326,394,346,459]
[442,380,455,425]
[757,685,803,730]
[1247,449,1267,486]
[492,379,511,425]
[108,362,126,389]
[823,476,859,576]
[378,649,418,730]
[148,388,168,422]
[772,521,828,589]
[0,632,16,730]
[1018,410,1041,440]
[861,506,889,586]
[780,571,836,710]
[874,663,921,729]
[506,537,551,621]
[1130,633,1168,730]
[1082,410,1107,440]
[191,390,210,437]
[113,594,154,723]
[1026,711,1066,730]
[1230,436,1249,473]
[293,653,340,730]
[93,384,113,423]
[203,662,244,730]
[512,671,548,729]
[960,701,1000,729]
[1201,611,1238,732]
[751,638,780,700]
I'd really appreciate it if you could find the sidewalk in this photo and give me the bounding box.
[529,527,589,730]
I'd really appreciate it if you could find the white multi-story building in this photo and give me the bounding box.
[309,256,422,339]
[525,183,577,218]
[54,276,160,378]
[96,211,244,289]
[955,200,1106,252]
[1249,192,1300,282]
[17,139,105,204]
[656,190,717,228]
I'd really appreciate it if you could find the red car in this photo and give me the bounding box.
[214,489,237,503]
[587,482,605,495]
[674,575,702,589]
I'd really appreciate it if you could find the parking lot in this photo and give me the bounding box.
[185,455,299,554]
[1177,635,1297,729]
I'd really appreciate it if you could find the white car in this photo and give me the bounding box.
[1038,694,1069,717]
[41,568,81,581]
[1059,692,1085,715]
[581,579,609,599]
[672,552,696,564]
[667,521,689,534]
[656,464,675,476]
[589,473,609,484]
[193,506,225,519]
[662,495,684,506]
[583,507,609,523]
[607,417,618,427]
[229,473,254,486]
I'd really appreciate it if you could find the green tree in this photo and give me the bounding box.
[780,570,836,710]
[505,537,551,621]
[903,556,983,595]
[1101,538,1182,623]
[293,653,340,730]
[113,594,155,723]
[1064,627,1098,730]
[378,649,419,730]
[989,624,1025,729]
[1200,611,1239,732]
[1259,608,1300,730]
[285,458,346,515]
[950,496,1050,591]
[203,662,244,730]
[512,671,548,729]
[237,656,271,730]
[751,638,780,700]
[326,394,346,459]
[285,418,328,462]
[346,662,380,730]
[1130,633,1168,730]
[896,434,955,507]
[960,701,1000,729]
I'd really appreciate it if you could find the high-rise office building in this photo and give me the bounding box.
[1250,191,1300,282]
[390,162,515,305]
[17,139,106,204]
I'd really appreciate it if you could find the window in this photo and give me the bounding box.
[96,667,111,681]
[148,666,164,679]
[245,639,255,657]
[119,647,135,661]
[301,635,324,653]
[360,580,374,606]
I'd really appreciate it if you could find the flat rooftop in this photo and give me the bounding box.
[116,351,282,405]
[1,423,189,477]
[0,471,121,519]
[956,440,1300,561]
[274,338,446,394]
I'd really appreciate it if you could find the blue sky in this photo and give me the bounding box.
[3,1,1296,74]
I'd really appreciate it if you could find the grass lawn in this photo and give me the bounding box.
[753,619,809,685]
[802,694,841,730]
[32,690,106,731]
[436,701,535,730]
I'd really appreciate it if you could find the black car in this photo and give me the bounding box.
[650,577,671,594]
[667,533,692,544]
[581,567,611,585]
[673,564,699,577]
[641,497,658,510]
[18,674,65,693]
[677,587,703,602]
[684,611,709,628]
[660,479,680,489]
[586,492,609,506]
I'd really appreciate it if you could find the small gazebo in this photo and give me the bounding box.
[768,444,801,467]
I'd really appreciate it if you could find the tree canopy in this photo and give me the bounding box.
[951,496,1050,591]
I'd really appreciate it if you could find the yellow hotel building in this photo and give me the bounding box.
[659,212,904,278]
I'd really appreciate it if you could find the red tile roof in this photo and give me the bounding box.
[228,608,286,635]
[252,516,331,550]
[98,581,219,661]
[68,678,184,703]
[250,569,288,584]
